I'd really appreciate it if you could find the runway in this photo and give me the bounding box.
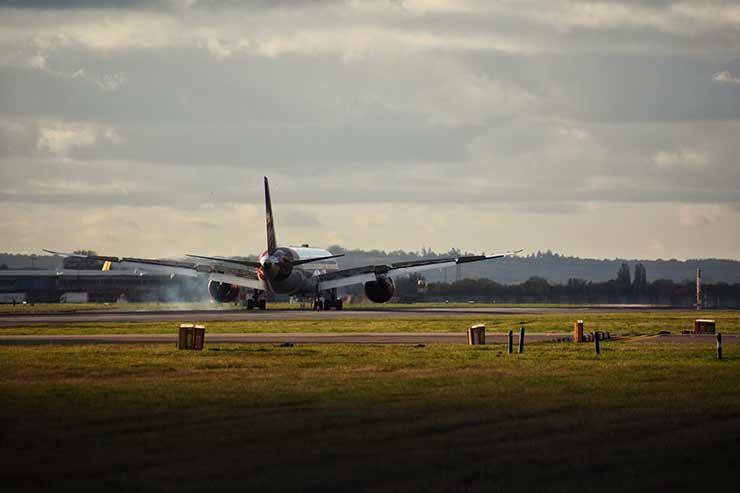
[630,333,739,344]
[0,305,684,327]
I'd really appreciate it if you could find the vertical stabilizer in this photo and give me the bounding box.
[264,176,277,253]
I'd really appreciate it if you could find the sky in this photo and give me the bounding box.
[0,0,739,260]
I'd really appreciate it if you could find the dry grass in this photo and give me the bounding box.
[1,342,740,491]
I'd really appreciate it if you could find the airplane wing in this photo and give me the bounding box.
[43,250,266,290]
[316,250,523,291]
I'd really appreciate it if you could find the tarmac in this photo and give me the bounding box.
[0,305,697,327]
[629,333,738,344]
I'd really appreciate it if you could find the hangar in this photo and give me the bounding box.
[0,270,206,303]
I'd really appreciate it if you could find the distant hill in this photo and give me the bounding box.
[3,249,739,285]
[326,247,740,285]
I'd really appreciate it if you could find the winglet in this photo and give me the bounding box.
[264,177,277,253]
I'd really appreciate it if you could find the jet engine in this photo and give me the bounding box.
[257,248,294,282]
[208,281,239,303]
[364,276,395,303]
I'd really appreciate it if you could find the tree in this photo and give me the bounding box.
[616,263,631,287]
[633,263,648,298]
[395,273,426,296]
[327,245,345,255]
[73,250,98,256]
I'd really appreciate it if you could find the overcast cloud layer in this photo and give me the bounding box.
[1,0,739,259]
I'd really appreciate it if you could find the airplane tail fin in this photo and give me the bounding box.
[264,176,277,253]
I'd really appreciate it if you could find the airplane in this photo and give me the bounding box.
[45,177,522,310]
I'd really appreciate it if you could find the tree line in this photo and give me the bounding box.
[394,263,739,307]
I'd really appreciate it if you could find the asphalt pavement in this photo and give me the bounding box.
[0,305,691,327]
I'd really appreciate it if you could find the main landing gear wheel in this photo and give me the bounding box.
[316,298,343,310]
[247,290,266,310]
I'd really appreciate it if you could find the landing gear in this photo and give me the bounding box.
[246,290,266,310]
[314,289,343,310]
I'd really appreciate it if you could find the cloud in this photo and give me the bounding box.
[512,202,586,215]
[653,149,708,169]
[0,0,160,9]
[25,51,85,78]
[37,123,96,155]
[0,0,340,11]
[678,204,724,227]
[558,126,589,141]
[92,72,127,91]
[2,0,738,62]
[20,49,128,92]
[35,121,121,156]
[278,208,322,228]
[193,0,345,11]
[1,0,740,259]
[27,177,132,197]
[514,1,740,41]
[713,70,740,85]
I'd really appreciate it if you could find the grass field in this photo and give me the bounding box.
[2,310,739,336]
[1,341,739,491]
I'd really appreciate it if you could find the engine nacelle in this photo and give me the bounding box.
[208,281,240,303]
[258,248,294,282]
[364,277,395,303]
